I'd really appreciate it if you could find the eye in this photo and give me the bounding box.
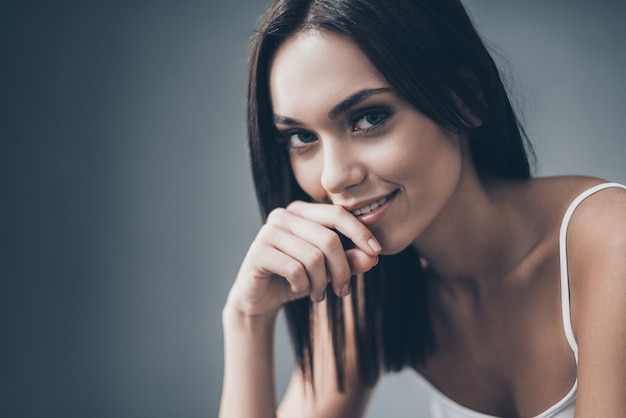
[352,110,388,132]
[285,130,317,148]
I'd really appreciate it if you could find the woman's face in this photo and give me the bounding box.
[269,31,467,254]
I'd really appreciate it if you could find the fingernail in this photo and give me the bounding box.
[340,283,350,297]
[368,238,382,253]
[316,292,326,303]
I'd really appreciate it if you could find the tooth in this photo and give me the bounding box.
[351,194,393,216]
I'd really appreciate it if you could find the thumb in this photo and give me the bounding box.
[345,248,378,275]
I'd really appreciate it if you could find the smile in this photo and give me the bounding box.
[351,191,397,217]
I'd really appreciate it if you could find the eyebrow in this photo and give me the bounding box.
[272,87,393,126]
[272,115,301,126]
[328,87,392,119]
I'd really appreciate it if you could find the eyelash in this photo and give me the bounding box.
[351,108,390,134]
[277,108,392,150]
[280,130,316,149]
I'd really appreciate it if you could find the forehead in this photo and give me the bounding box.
[269,31,387,117]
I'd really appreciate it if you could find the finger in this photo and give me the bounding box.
[285,202,382,256]
[258,224,330,302]
[345,248,379,275]
[249,242,310,295]
[284,222,352,297]
[267,209,352,297]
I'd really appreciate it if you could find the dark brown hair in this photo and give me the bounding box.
[247,0,533,390]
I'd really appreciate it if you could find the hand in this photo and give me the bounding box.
[226,201,382,319]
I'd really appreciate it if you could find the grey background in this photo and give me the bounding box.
[2,1,625,417]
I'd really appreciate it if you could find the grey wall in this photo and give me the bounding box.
[2,1,624,417]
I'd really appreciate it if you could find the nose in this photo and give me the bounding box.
[320,139,366,194]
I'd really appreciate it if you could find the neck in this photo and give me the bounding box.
[412,174,537,291]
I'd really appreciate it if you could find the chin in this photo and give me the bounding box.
[376,234,414,256]
[380,246,412,256]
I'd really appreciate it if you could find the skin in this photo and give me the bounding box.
[220,30,626,418]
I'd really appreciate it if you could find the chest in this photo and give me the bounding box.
[415,261,577,416]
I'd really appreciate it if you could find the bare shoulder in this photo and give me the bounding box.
[492,175,610,212]
[564,176,626,267]
[523,175,613,204]
[489,174,624,276]
[552,174,626,314]
[564,175,626,318]
[492,175,617,231]
[555,176,626,414]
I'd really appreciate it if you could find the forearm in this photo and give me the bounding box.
[219,303,279,418]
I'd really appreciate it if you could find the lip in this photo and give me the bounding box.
[339,190,398,225]
[340,191,396,213]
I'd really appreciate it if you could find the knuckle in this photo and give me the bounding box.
[257,224,277,242]
[266,207,286,224]
[286,261,305,278]
[291,277,309,293]
[286,200,301,211]
[257,223,273,236]
[320,230,340,251]
[306,247,325,266]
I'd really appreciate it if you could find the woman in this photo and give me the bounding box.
[220,0,626,416]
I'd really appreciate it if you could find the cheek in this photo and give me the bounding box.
[291,157,327,202]
[393,128,462,182]
[365,134,433,182]
[381,144,426,179]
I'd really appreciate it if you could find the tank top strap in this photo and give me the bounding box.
[558,182,626,363]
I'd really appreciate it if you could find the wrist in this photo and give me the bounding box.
[222,299,279,333]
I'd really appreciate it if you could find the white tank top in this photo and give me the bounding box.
[412,182,626,418]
